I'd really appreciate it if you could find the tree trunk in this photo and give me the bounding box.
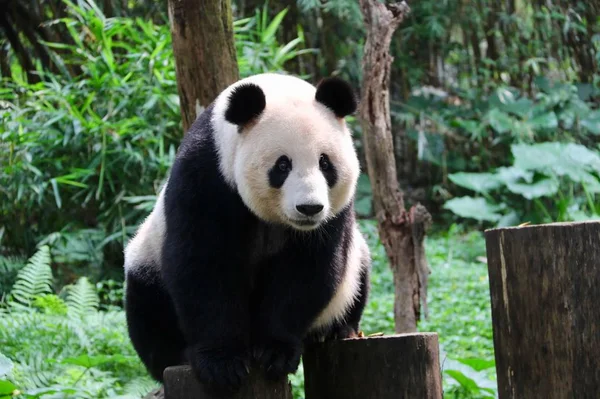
[303,334,443,399]
[167,0,239,133]
[485,221,600,398]
[358,0,432,333]
[163,366,293,399]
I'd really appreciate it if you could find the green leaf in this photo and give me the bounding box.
[0,380,16,396]
[496,165,558,199]
[443,197,502,222]
[497,211,521,228]
[448,172,502,193]
[581,110,600,135]
[487,109,514,134]
[507,177,559,199]
[456,357,496,372]
[528,111,558,130]
[502,97,534,118]
[262,8,288,42]
[512,143,600,183]
[445,370,481,392]
[62,354,130,369]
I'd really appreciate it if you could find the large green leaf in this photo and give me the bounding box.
[487,109,514,134]
[581,110,600,135]
[448,172,502,193]
[501,97,534,118]
[443,197,502,222]
[496,166,558,199]
[0,380,16,396]
[508,177,559,199]
[528,111,558,130]
[445,370,481,393]
[512,143,600,183]
[497,211,521,227]
[456,357,496,372]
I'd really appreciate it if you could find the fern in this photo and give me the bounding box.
[122,376,160,397]
[9,246,53,309]
[65,277,99,318]
[0,255,26,298]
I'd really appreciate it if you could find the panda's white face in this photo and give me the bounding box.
[213,73,360,231]
[234,103,359,231]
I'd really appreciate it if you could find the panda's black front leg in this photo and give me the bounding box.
[253,246,338,380]
[161,246,252,394]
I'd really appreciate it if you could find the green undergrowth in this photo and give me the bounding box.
[356,220,496,399]
[1,222,496,399]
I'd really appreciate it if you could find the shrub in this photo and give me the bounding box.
[0,0,312,278]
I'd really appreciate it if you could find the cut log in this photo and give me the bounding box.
[303,333,442,399]
[485,221,600,398]
[163,366,292,399]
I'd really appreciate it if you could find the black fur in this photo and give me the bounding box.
[268,156,291,188]
[125,102,369,395]
[125,270,187,381]
[319,153,338,187]
[224,83,266,126]
[315,77,357,118]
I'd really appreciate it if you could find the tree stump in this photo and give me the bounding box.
[303,333,442,399]
[485,221,600,398]
[163,366,292,399]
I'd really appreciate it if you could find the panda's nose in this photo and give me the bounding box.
[296,204,324,216]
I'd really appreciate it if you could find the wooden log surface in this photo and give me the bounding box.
[163,366,292,399]
[485,221,600,398]
[303,333,442,399]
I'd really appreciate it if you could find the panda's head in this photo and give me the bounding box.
[213,73,360,231]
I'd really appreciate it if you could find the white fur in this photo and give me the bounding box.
[310,225,370,331]
[211,73,317,188]
[212,72,360,230]
[124,185,167,277]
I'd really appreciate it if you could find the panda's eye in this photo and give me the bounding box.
[276,156,292,172]
[319,154,330,171]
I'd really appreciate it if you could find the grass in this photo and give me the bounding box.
[0,222,496,398]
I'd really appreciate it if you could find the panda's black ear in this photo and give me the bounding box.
[224,83,266,127]
[315,77,357,118]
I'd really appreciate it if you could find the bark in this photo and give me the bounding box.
[167,0,239,133]
[163,366,292,399]
[358,0,432,333]
[303,334,442,399]
[485,221,600,398]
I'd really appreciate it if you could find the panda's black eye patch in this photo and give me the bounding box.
[269,156,292,188]
[320,154,337,187]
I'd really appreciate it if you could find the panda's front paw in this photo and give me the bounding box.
[328,324,359,340]
[255,338,302,381]
[186,345,250,395]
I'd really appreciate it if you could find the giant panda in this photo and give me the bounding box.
[123,73,371,394]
